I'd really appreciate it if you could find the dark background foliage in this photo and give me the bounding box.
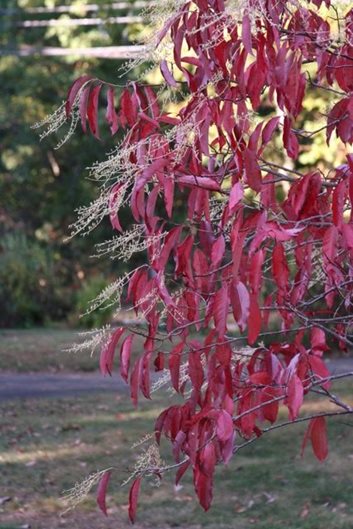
[0,0,146,327]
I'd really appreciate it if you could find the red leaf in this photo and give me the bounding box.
[250,372,271,385]
[175,460,190,485]
[231,220,245,278]
[248,293,261,345]
[66,75,92,117]
[188,349,204,392]
[97,470,111,516]
[327,98,349,144]
[130,358,142,406]
[272,242,289,295]
[310,417,329,461]
[261,387,280,424]
[87,84,102,138]
[169,342,184,392]
[161,59,178,87]
[127,269,147,307]
[178,175,220,191]
[164,176,174,218]
[120,334,134,383]
[283,116,299,159]
[229,280,250,332]
[120,88,137,127]
[310,327,327,354]
[249,249,264,294]
[242,14,253,55]
[213,284,229,337]
[159,114,180,126]
[143,85,159,119]
[229,181,243,212]
[216,343,231,367]
[216,410,233,442]
[155,408,169,444]
[105,87,119,135]
[246,63,262,110]
[323,226,337,264]
[309,355,330,389]
[194,469,213,511]
[220,432,235,464]
[248,122,263,151]
[99,327,124,375]
[302,417,328,462]
[128,476,142,523]
[200,442,217,477]
[79,86,91,133]
[154,351,165,372]
[175,235,194,286]
[109,183,123,232]
[135,158,166,194]
[287,374,303,421]
[194,248,209,294]
[211,235,225,269]
[342,222,353,249]
[244,148,262,192]
[261,116,280,147]
[155,226,182,272]
[332,179,347,227]
[141,350,152,399]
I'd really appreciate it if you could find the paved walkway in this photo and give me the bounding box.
[326,358,353,375]
[0,358,351,401]
[0,372,128,400]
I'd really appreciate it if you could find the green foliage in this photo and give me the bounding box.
[0,0,147,327]
[73,274,115,329]
[0,233,71,327]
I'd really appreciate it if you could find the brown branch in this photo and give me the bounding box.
[235,410,352,453]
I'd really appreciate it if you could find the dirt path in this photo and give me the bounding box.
[0,358,352,401]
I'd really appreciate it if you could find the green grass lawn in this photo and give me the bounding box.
[0,328,95,373]
[0,328,144,373]
[1,383,353,529]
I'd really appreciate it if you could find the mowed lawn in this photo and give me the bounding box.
[1,330,353,528]
[0,328,145,373]
[0,328,100,372]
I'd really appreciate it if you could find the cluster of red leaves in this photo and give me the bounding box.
[63,0,353,522]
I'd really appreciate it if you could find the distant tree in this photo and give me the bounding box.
[44,0,353,522]
[0,0,143,325]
